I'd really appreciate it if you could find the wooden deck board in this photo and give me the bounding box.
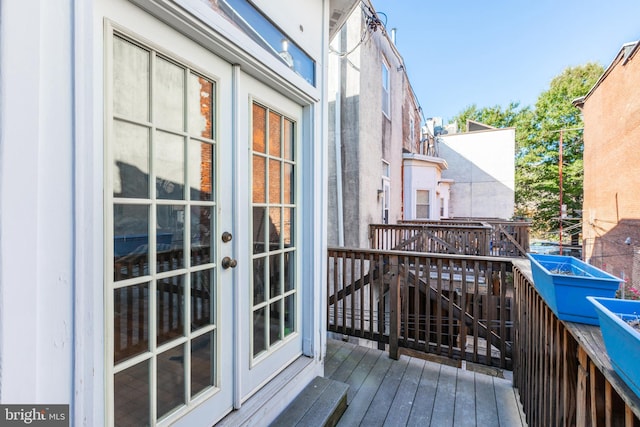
[453,368,476,427]
[326,338,526,426]
[474,371,500,427]
[360,355,410,426]
[384,357,424,426]
[406,357,440,426]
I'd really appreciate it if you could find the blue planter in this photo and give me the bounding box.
[528,254,622,325]
[588,297,640,399]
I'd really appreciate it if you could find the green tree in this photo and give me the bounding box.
[450,63,604,240]
[516,63,603,239]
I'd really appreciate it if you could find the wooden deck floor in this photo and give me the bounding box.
[325,339,526,427]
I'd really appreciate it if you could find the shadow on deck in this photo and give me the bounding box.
[325,338,526,426]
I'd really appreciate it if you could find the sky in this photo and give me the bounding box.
[371,0,640,123]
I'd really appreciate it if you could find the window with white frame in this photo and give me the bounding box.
[416,190,430,219]
[382,60,390,117]
[381,160,390,224]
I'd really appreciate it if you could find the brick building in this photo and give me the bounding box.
[574,40,640,291]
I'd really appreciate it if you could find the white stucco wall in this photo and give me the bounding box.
[0,0,75,404]
[440,128,515,219]
[327,2,407,249]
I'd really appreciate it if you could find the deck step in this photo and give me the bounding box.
[269,376,349,427]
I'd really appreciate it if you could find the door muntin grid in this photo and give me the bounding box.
[251,102,297,360]
[109,33,220,425]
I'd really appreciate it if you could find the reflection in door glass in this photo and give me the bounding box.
[157,344,186,418]
[157,274,185,345]
[251,102,297,360]
[114,283,150,364]
[191,331,215,396]
[110,33,218,425]
[115,360,150,427]
[191,269,213,331]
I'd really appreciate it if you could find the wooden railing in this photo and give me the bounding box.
[399,219,530,257]
[327,247,514,369]
[370,223,492,256]
[512,259,640,426]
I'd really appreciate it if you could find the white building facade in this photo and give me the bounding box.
[439,126,515,219]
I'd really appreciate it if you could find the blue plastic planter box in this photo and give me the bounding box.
[588,296,640,399]
[528,254,622,325]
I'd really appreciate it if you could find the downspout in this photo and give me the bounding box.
[334,30,344,246]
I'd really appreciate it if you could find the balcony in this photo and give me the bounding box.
[323,222,640,427]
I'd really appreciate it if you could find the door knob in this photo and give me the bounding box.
[222,231,233,243]
[221,256,237,269]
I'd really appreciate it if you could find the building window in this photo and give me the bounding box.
[440,197,445,218]
[416,190,430,219]
[381,160,390,224]
[382,60,390,117]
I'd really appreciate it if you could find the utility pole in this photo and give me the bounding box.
[559,129,563,254]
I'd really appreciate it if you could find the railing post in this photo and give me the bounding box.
[389,255,400,360]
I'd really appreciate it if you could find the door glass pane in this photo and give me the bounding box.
[269,111,281,157]
[253,207,266,254]
[284,163,293,204]
[156,57,185,132]
[114,283,149,364]
[113,36,149,122]
[191,269,213,331]
[253,257,266,305]
[252,155,266,203]
[191,205,212,266]
[252,103,266,153]
[157,205,185,272]
[268,159,281,204]
[268,207,281,250]
[191,331,214,396]
[189,141,214,202]
[253,307,266,357]
[115,360,150,427]
[157,345,186,418]
[270,254,281,298]
[156,131,185,200]
[269,301,281,345]
[284,295,295,336]
[284,252,294,292]
[188,74,214,139]
[157,275,184,345]
[283,208,294,248]
[113,120,149,199]
[114,204,149,281]
[283,119,294,160]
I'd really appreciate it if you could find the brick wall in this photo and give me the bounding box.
[581,43,640,288]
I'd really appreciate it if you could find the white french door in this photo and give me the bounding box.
[238,72,303,398]
[105,20,234,426]
[104,6,306,425]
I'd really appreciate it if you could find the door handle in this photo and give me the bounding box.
[221,256,237,269]
[222,231,233,243]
